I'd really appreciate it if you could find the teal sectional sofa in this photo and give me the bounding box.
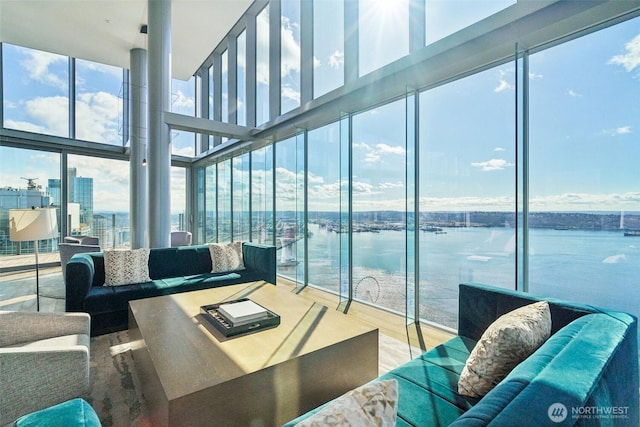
[284,282,639,426]
[65,243,276,336]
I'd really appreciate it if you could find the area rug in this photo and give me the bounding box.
[88,331,151,427]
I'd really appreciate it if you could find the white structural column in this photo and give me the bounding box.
[148,0,172,248]
[130,48,149,249]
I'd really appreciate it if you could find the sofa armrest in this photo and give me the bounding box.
[0,311,90,346]
[242,243,276,284]
[0,347,90,425]
[65,254,97,312]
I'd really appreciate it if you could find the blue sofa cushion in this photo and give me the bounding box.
[148,245,213,279]
[14,398,101,427]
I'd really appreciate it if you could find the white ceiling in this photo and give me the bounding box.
[0,0,253,81]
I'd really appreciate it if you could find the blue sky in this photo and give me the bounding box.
[1,3,639,214]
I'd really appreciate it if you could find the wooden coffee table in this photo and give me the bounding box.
[128,281,379,427]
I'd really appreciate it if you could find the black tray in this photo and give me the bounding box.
[200,298,280,338]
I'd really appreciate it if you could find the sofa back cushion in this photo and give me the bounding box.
[458,282,595,342]
[148,245,213,279]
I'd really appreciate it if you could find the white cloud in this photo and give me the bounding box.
[615,126,632,135]
[494,147,505,152]
[376,143,406,156]
[172,90,195,110]
[603,125,633,137]
[256,9,270,85]
[281,16,301,78]
[329,50,345,69]
[494,79,513,93]
[23,96,69,137]
[76,92,121,144]
[529,72,543,80]
[495,69,514,92]
[530,192,640,211]
[21,49,68,91]
[568,89,583,97]
[282,85,301,104]
[354,142,405,164]
[608,33,640,72]
[3,119,49,134]
[471,158,514,171]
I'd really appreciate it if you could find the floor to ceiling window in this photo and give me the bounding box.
[275,135,305,283]
[418,65,516,329]
[204,163,217,243]
[351,99,407,313]
[2,44,69,138]
[312,0,344,98]
[237,30,247,127]
[67,155,130,249]
[250,145,274,245]
[171,77,196,156]
[0,146,60,257]
[221,49,229,125]
[170,166,187,231]
[281,0,301,114]
[256,5,270,125]
[232,153,250,241]
[75,59,123,146]
[217,159,232,243]
[528,16,640,322]
[358,0,409,77]
[425,0,516,46]
[307,121,343,294]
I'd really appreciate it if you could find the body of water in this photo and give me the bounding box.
[281,224,640,330]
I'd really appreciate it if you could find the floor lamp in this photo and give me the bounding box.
[9,207,58,311]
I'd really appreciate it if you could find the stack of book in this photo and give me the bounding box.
[217,299,269,326]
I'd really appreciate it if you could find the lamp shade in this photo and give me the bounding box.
[9,208,58,242]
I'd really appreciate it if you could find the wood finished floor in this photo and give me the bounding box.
[0,261,455,375]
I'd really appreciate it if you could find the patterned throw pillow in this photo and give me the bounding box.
[103,248,151,286]
[208,241,245,273]
[295,379,398,427]
[458,301,551,398]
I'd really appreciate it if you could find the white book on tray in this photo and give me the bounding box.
[218,300,269,325]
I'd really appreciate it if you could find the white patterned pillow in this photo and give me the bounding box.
[458,301,551,398]
[103,248,151,286]
[208,241,245,273]
[295,379,398,427]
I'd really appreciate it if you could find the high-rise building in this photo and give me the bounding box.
[73,176,93,229]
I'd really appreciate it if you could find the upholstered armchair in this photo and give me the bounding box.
[59,243,101,283]
[0,311,91,425]
[64,236,99,246]
[170,231,192,247]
